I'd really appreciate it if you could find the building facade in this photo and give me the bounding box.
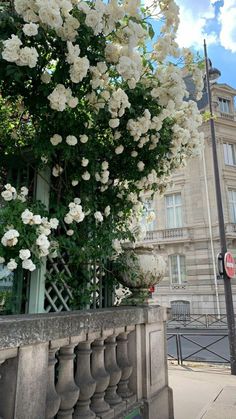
[143,82,236,316]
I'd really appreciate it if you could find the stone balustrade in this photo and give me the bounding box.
[0,306,173,419]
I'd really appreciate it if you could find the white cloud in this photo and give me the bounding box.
[144,0,218,49]
[219,0,236,52]
[175,0,218,49]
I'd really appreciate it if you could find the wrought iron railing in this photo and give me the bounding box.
[168,314,233,329]
[167,332,230,365]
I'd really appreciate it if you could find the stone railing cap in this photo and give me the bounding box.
[0,305,167,349]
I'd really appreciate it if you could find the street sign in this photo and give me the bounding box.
[224,252,236,278]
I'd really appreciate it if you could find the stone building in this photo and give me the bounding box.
[143,81,236,316]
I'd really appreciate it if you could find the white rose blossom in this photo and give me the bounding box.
[80,134,88,143]
[66,135,78,146]
[23,23,39,36]
[82,171,91,181]
[1,229,20,247]
[81,158,89,167]
[52,165,63,177]
[50,134,63,146]
[41,71,51,84]
[19,249,31,260]
[22,259,36,271]
[94,211,103,223]
[7,259,17,271]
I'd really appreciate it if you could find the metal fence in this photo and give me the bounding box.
[168,314,230,329]
[167,332,230,365]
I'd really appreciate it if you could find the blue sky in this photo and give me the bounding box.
[145,0,236,88]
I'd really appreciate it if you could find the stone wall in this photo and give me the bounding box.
[0,306,173,419]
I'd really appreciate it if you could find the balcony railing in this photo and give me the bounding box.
[0,306,173,419]
[219,111,235,121]
[145,227,190,243]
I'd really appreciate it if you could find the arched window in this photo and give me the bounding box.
[171,300,190,319]
[169,254,186,285]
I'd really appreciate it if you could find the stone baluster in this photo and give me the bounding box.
[116,327,134,399]
[45,346,61,419]
[74,339,96,419]
[104,333,122,407]
[56,343,80,419]
[90,337,114,418]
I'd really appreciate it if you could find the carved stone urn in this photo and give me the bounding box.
[115,244,166,305]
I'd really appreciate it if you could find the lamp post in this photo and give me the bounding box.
[204,39,236,375]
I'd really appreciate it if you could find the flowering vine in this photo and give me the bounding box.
[0,1,204,290]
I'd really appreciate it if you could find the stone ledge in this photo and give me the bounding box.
[0,305,167,349]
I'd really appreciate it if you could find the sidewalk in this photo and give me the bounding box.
[168,363,236,419]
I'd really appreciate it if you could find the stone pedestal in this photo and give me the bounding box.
[128,306,174,419]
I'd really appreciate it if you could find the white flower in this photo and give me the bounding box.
[69,56,90,83]
[33,215,42,225]
[64,214,73,224]
[2,35,22,62]
[1,184,17,201]
[0,257,5,264]
[65,202,85,224]
[7,259,17,271]
[49,218,59,229]
[94,211,103,222]
[50,134,63,146]
[23,23,38,37]
[68,97,78,108]
[81,157,89,167]
[48,84,74,112]
[115,145,124,155]
[20,186,28,196]
[66,229,74,236]
[41,156,48,163]
[17,47,39,68]
[80,134,88,143]
[19,249,31,260]
[1,229,19,247]
[72,180,78,186]
[101,161,109,170]
[74,198,81,204]
[109,118,120,128]
[1,190,14,201]
[38,4,63,29]
[41,71,51,84]
[137,161,145,171]
[36,234,50,249]
[82,171,90,181]
[21,209,34,224]
[22,259,36,271]
[131,150,138,157]
[52,165,63,177]
[104,206,111,217]
[66,135,78,146]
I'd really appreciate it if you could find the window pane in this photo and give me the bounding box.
[229,190,236,223]
[166,195,173,207]
[167,207,174,228]
[175,193,182,205]
[175,206,182,227]
[224,143,229,164]
[180,256,186,282]
[170,255,178,284]
[219,98,230,113]
[165,193,182,228]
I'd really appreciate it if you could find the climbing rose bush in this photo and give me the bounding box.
[0,0,204,274]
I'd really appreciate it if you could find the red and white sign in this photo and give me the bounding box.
[224,252,235,278]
